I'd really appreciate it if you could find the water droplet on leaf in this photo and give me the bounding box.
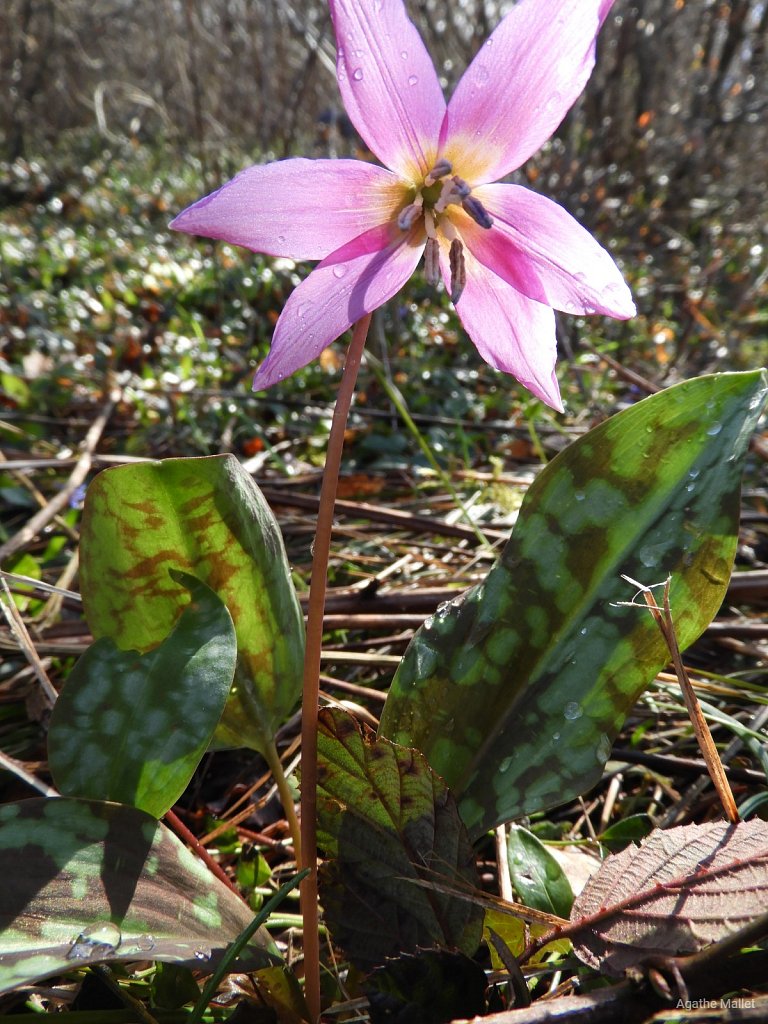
[67,923,122,960]
[194,947,212,961]
[706,422,722,436]
[564,701,583,721]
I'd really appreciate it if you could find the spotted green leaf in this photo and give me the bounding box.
[316,707,483,970]
[380,371,768,838]
[79,454,304,753]
[0,797,275,996]
[48,571,236,817]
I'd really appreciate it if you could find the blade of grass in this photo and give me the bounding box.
[188,868,309,1024]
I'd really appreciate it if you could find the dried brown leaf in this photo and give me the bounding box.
[571,820,768,975]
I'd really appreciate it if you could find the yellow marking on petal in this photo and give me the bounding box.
[439,137,505,186]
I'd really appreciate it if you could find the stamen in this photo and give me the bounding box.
[449,238,466,303]
[424,158,453,186]
[398,201,423,230]
[450,175,472,199]
[434,175,472,214]
[462,196,494,229]
[424,237,440,286]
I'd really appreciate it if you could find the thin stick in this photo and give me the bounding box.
[164,808,243,899]
[300,315,371,1023]
[0,389,118,565]
[635,577,739,823]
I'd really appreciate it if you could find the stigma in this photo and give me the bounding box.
[398,158,492,304]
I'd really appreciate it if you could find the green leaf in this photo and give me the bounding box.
[0,797,276,996]
[79,454,304,753]
[506,825,574,918]
[380,371,768,837]
[599,813,655,853]
[48,571,236,817]
[315,708,483,970]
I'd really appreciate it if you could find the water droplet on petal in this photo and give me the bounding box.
[352,67,364,81]
[400,50,408,60]
[564,701,583,721]
[332,264,348,279]
[408,74,418,86]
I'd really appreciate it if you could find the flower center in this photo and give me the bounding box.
[397,159,493,303]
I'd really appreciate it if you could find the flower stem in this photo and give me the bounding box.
[300,314,372,1023]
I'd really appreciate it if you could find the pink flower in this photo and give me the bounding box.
[171,0,635,411]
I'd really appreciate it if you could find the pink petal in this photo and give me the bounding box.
[441,0,610,184]
[439,241,563,412]
[170,158,404,260]
[462,183,636,319]
[253,223,425,389]
[328,0,445,179]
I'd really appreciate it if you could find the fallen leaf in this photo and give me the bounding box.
[571,820,768,975]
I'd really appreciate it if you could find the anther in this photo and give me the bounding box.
[449,238,466,303]
[398,201,423,230]
[424,158,453,186]
[434,175,472,214]
[462,196,494,229]
[424,237,440,286]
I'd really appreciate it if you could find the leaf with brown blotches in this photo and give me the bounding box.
[571,820,768,975]
[314,707,483,970]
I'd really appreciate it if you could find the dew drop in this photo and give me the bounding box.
[332,264,348,279]
[574,490,586,502]
[67,922,122,960]
[135,934,156,952]
[194,947,212,961]
[352,67,364,82]
[400,50,408,60]
[408,74,418,86]
[564,701,583,721]
[552,731,560,742]
[596,733,612,764]
[499,755,514,774]
[579,626,589,636]
[706,422,722,436]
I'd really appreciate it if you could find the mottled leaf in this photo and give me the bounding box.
[48,572,235,817]
[507,825,574,918]
[80,454,304,753]
[0,797,276,995]
[380,371,768,837]
[365,950,487,1024]
[571,819,768,975]
[315,707,483,970]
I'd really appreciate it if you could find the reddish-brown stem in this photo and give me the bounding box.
[164,807,242,899]
[300,314,372,1023]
